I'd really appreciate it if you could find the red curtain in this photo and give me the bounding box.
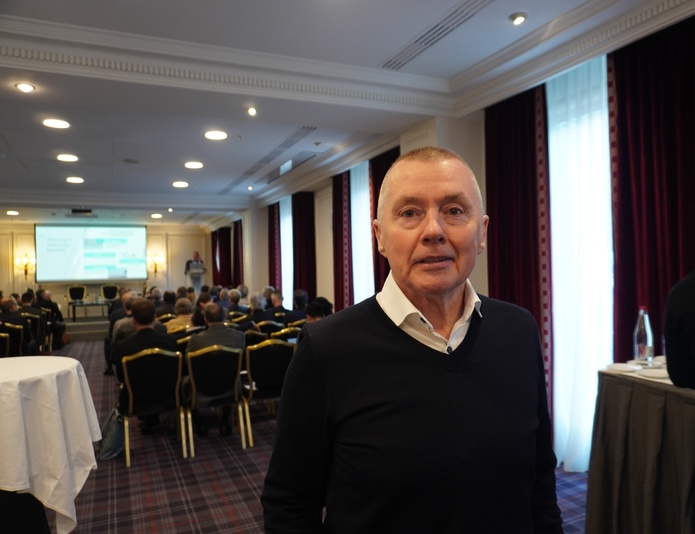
[369,146,399,291]
[268,203,282,290]
[211,226,232,287]
[292,192,317,300]
[232,219,244,288]
[332,171,353,311]
[485,86,554,402]
[609,16,695,361]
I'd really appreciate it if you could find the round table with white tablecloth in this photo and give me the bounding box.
[0,356,101,534]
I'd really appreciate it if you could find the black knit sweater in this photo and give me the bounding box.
[262,295,563,533]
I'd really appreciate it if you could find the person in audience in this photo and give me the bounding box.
[104,289,136,375]
[228,289,250,314]
[150,287,164,308]
[186,286,197,304]
[166,298,194,332]
[313,296,334,316]
[35,289,66,349]
[176,286,188,300]
[236,283,250,306]
[664,269,695,388]
[304,301,324,324]
[191,292,212,327]
[249,292,274,324]
[0,296,37,355]
[112,298,168,348]
[156,290,177,317]
[262,146,562,532]
[184,303,245,437]
[217,287,231,312]
[268,290,288,317]
[283,289,308,325]
[108,286,131,315]
[112,298,178,433]
[19,291,46,349]
[262,286,275,310]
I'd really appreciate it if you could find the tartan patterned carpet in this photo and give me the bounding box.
[47,340,586,533]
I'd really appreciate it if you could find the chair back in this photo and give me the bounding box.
[229,311,248,322]
[256,320,285,336]
[0,322,24,356]
[67,285,87,301]
[20,312,45,350]
[157,313,176,324]
[244,339,295,401]
[177,335,192,354]
[287,318,306,328]
[270,327,301,342]
[0,332,9,357]
[244,330,268,348]
[121,349,182,416]
[101,284,119,300]
[187,345,244,405]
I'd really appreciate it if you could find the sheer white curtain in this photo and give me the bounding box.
[279,196,294,305]
[350,161,376,304]
[546,55,613,472]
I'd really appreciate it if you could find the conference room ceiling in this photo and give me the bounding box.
[1,0,691,229]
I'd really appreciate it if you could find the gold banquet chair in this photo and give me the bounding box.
[0,322,24,356]
[270,327,301,342]
[243,330,268,348]
[241,339,295,447]
[20,312,46,354]
[256,320,284,336]
[67,285,87,302]
[121,348,187,468]
[185,345,246,453]
[0,332,9,357]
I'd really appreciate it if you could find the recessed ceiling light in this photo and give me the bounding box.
[151,213,163,219]
[168,208,173,212]
[205,130,227,140]
[66,176,84,184]
[247,186,253,191]
[57,154,78,162]
[172,181,189,188]
[15,83,35,93]
[247,107,257,117]
[43,119,70,129]
[184,161,203,169]
[510,12,527,25]
[7,210,19,216]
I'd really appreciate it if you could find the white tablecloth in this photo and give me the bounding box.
[0,356,101,533]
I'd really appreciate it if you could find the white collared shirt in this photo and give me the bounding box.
[376,272,482,354]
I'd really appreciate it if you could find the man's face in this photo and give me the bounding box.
[373,158,488,303]
[192,252,200,261]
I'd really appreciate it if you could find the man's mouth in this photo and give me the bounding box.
[420,257,449,264]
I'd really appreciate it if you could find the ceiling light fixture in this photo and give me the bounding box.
[205,130,227,140]
[184,161,203,169]
[7,210,19,216]
[43,119,70,129]
[168,208,173,212]
[57,154,78,162]
[510,12,527,25]
[66,176,84,184]
[151,213,163,219]
[172,181,189,188]
[15,83,35,93]
[247,186,253,191]
[247,107,257,117]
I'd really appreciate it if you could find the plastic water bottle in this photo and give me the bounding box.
[633,306,654,364]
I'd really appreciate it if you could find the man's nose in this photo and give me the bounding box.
[421,212,446,242]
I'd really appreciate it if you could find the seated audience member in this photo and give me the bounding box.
[305,301,325,324]
[664,269,695,388]
[248,292,274,324]
[112,298,178,432]
[150,287,164,308]
[176,286,188,300]
[217,288,231,312]
[0,296,37,355]
[184,303,245,437]
[112,298,169,347]
[313,296,334,316]
[157,290,177,317]
[283,289,308,325]
[103,290,137,375]
[19,291,47,349]
[108,286,131,315]
[209,286,220,302]
[200,285,210,294]
[262,286,275,310]
[186,286,197,303]
[236,284,250,306]
[35,289,67,349]
[268,291,288,316]
[228,289,250,314]
[166,298,194,332]
[192,292,213,328]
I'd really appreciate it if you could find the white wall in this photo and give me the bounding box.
[314,184,334,302]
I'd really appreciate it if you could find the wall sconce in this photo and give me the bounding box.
[147,253,164,277]
[15,253,36,280]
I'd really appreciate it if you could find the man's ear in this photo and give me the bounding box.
[373,219,386,255]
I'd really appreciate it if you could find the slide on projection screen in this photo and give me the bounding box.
[35,225,147,283]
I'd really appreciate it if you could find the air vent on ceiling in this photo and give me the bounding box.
[382,0,492,70]
[263,151,318,184]
[67,208,96,217]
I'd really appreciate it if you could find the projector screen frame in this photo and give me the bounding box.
[34,224,149,284]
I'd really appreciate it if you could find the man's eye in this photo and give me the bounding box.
[446,207,464,215]
[400,209,416,218]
